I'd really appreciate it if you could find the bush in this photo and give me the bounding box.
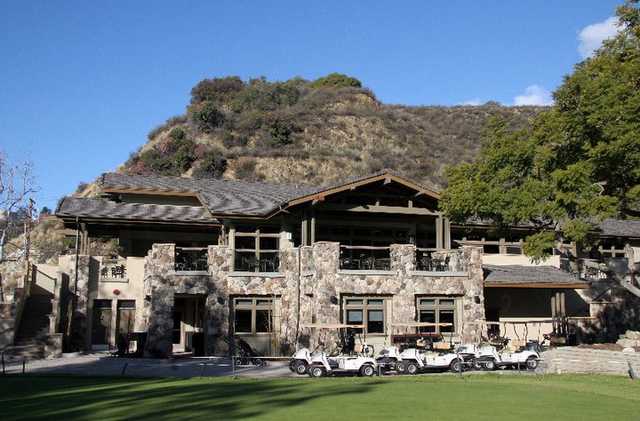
[190,76,245,104]
[234,158,262,181]
[268,118,297,146]
[138,137,196,176]
[147,115,187,140]
[169,126,186,141]
[192,150,228,179]
[230,78,301,113]
[310,73,362,89]
[190,101,225,133]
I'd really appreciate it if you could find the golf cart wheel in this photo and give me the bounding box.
[309,365,326,378]
[360,364,375,377]
[253,358,266,367]
[294,361,308,375]
[405,361,419,375]
[483,359,496,371]
[472,359,482,371]
[396,361,405,373]
[449,358,463,373]
[525,356,539,370]
[288,360,297,372]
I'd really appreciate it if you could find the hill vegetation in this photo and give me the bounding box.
[120,73,544,190]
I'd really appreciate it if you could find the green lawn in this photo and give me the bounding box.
[1,374,638,420]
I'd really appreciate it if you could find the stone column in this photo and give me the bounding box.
[207,245,232,355]
[460,246,485,342]
[143,244,176,358]
[390,244,417,330]
[308,242,340,348]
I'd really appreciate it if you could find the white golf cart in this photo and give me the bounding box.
[474,341,540,370]
[300,323,378,378]
[472,320,541,371]
[388,322,466,374]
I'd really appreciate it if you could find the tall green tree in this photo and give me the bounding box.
[441,1,640,260]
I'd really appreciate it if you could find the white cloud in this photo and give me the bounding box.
[513,85,553,106]
[578,16,620,59]
[460,98,482,106]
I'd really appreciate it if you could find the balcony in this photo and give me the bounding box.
[175,247,209,273]
[339,245,391,271]
[415,248,467,274]
[233,251,280,273]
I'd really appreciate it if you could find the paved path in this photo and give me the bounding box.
[2,354,296,379]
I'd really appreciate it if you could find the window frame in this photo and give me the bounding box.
[342,296,387,335]
[233,297,275,335]
[233,228,281,272]
[416,296,460,336]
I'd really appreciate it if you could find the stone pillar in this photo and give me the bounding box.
[207,245,233,355]
[309,242,340,348]
[143,244,176,358]
[390,244,417,330]
[460,246,485,342]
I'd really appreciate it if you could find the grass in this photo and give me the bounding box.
[1,374,638,420]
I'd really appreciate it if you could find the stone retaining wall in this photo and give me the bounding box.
[539,347,640,376]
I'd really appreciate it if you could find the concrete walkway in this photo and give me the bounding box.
[1,354,297,378]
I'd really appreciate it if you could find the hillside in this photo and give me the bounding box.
[101,74,545,192]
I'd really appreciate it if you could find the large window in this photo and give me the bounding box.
[234,228,280,272]
[233,297,274,334]
[343,296,387,335]
[417,297,459,335]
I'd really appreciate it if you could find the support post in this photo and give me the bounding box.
[435,216,444,250]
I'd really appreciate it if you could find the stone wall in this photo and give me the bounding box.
[539,347,640,376]
[58,254,91,351]
[141,242,483,357]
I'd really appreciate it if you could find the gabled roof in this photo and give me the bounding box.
[483,265,588,288]
[285,169,440,207]
[56,197,219,224]
[99,172,318,217]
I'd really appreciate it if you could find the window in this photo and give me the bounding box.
[234,228,280,272]
[417,297,459,335]
[343,296,387,334]
[233,297,274,334]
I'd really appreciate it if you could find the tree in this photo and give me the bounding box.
[0,151,36,301]
[189,101,225,133]
[192,151,227,179]
[310,73,362,89]
[441,1,640,260]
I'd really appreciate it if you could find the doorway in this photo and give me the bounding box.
[172,295,206,355]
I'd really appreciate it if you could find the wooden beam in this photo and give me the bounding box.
[435,216,444,249]
[485,282,589,289]
[317,203,438,216]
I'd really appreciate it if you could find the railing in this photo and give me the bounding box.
[572,257,628,282]
[339,245,391,270]
[234,252,280,273]
[175,247,209,272]
[416,249,466,273]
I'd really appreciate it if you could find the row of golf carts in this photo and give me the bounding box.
[289,322,542,378]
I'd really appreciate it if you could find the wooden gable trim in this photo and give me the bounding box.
[285,172,441,208]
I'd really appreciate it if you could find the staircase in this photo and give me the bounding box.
[6,295,53,360]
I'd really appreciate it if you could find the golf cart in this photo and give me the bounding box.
[473,341,540,370]
[472,320,541,371]
[388,322,466,374]
[299,323,378,378]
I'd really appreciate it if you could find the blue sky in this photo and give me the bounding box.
[0,1,624,210]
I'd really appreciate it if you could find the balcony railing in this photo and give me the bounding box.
[234,251,280,273]
[416,249,466,273]
[175,247,209,272]
[339,245,391,271]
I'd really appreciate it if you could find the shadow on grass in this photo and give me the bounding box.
[0,375,384,420]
